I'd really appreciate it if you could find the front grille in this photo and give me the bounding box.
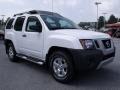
[102,39,111,49]
[94,40,100,48]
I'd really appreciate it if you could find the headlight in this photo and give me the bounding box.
[80,39,95,49]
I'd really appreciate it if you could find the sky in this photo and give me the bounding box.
[0,0,120,23]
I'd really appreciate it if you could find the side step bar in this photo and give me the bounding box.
[16,54,44,65]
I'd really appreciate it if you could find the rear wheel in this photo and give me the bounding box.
[7,43,18,62]
[49,51,74,83]
[0,35,4,40]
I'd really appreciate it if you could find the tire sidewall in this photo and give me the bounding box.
[49,51,74,83]
[7,43,16,61]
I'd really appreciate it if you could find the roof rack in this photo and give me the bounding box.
[13,10,62,17]
[14,10,38,16]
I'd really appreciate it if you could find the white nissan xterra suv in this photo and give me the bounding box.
[5,10,115,83]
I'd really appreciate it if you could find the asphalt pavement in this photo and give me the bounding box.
[0,38,120,90]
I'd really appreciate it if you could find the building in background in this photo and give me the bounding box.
[78,22,96,31]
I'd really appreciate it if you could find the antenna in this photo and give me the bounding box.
[52,0,54,15]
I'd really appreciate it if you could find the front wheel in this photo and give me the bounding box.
[49,51,74,83]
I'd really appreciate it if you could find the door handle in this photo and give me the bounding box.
[22,34,27,37]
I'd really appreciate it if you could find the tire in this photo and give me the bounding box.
[49,51,74,83]
[7,43,18,62]
[0,35,4,40]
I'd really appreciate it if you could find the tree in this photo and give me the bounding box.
[98,16,105,29]
[107,14,118,24]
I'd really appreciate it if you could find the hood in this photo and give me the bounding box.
[52,29,111,39]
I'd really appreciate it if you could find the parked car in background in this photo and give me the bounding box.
[104,28,120,38]
[0,30,4,40]
[104,28,113,36]
[115,29,120,38]
[105,22,120,38]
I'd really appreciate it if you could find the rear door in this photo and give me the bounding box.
[13,16,26,53]
[5,18,14,37]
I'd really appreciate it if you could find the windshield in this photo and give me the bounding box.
[41,15,79,30]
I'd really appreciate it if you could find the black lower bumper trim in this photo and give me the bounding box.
[69,48,115,71]
[103,52,115,60]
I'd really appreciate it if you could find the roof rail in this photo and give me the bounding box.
[13,10,39,17]
[13,10,63,17]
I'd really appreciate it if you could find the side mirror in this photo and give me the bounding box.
[29,25,42,32]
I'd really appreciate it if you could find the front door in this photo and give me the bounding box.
[21,16,44,59]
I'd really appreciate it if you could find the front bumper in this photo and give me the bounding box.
[69,48,115,71]
[96,57,114,70]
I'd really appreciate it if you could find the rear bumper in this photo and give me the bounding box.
[69,48,115,71]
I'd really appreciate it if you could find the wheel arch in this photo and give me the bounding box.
[46,46,75,68]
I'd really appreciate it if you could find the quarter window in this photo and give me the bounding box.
[6,18,14,29]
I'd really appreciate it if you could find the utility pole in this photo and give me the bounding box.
[52,0,53,12]
[102,13,107,28]
[95,2,102,30]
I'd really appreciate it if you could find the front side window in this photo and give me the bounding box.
[14,17,25,31]
[41,15,78,30]
[6,18,14,29]
[26,16,42,32]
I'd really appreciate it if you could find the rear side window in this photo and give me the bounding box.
[14,17,25,31]
[6,18,14,29]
